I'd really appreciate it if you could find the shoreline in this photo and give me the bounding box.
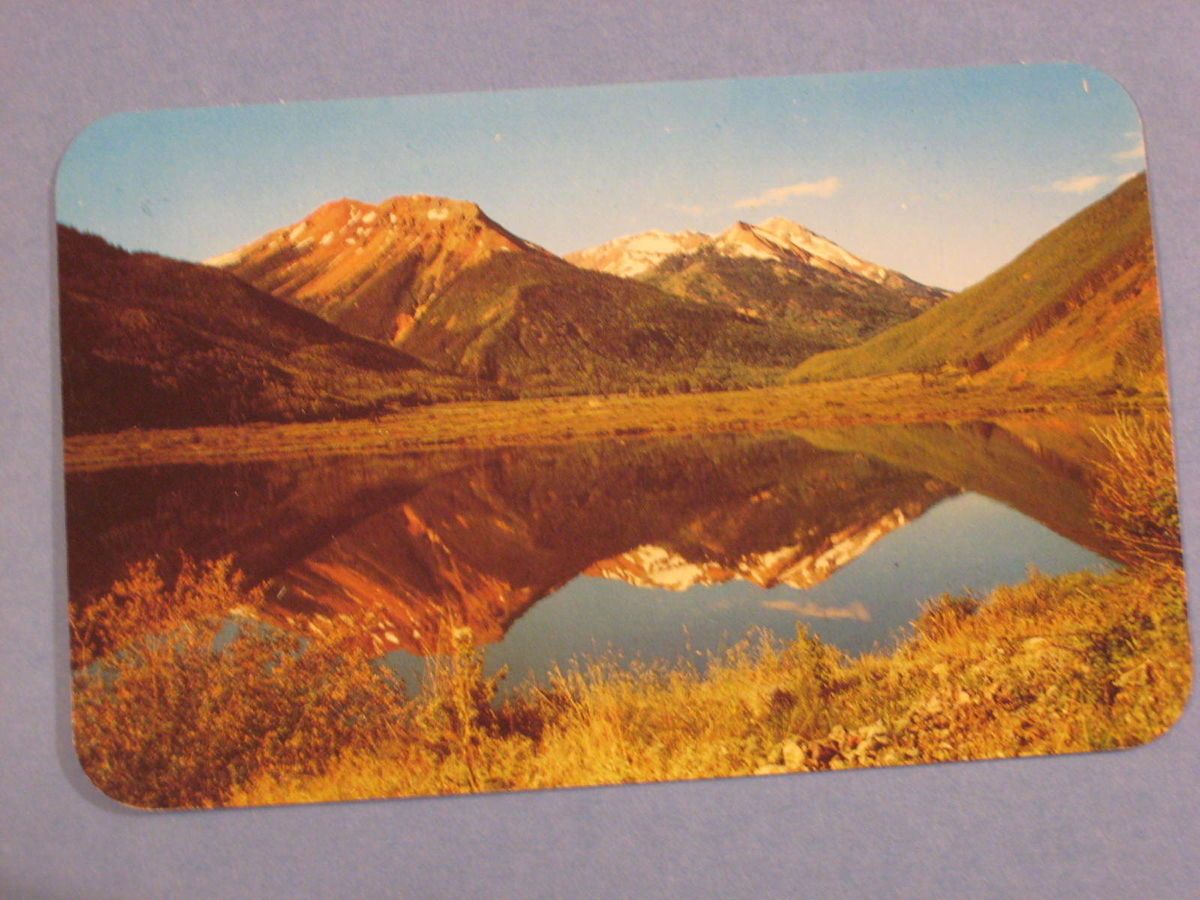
[63,376,1165,472]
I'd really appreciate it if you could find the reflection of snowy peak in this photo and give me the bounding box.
[586,506,920,591]
[586,545,729,591]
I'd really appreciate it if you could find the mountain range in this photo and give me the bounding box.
[207,196,944,392]
[567,217,947,345]
[59,173,1157,434]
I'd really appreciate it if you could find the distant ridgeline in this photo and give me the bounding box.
[566,217,949,348]
[791,174,1164,392]
[58,175,1158,433]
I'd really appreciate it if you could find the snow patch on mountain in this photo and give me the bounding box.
[202,249,244,267]
[712,224,781,261]
[566,216,939,296]
[564,229,709,277]
[755,217,890,284]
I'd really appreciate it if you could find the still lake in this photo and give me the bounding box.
[66,417,1115,690]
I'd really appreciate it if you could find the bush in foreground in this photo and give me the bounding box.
[72,557,407,809]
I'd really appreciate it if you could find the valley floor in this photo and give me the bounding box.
[64,374,1165,471]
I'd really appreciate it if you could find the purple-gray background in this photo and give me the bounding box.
[2,2,1197,896]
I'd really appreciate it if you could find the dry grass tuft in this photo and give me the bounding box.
[1091,414,1182,567]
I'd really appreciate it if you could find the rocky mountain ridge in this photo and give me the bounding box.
[568,215,946,305]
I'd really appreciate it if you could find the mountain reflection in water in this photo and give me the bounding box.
[66,418,1117,683]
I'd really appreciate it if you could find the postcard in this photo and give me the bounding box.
[57,63,1190,809]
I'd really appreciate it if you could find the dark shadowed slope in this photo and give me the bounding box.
[58,226,495,434]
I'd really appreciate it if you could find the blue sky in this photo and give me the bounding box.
[56,63,1145,290]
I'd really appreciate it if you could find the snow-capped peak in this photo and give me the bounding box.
[753,216,890,284]
[564,229,710,277]
[567,215,906,289]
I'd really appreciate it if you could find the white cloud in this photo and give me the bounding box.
[734,176,841,209]
[1040,173,1110,195]
[1117,170,1140,184]
[669,203,705,216]
[1113,135,1145,161]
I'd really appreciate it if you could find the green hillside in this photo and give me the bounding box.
[643,247,940,346]
[400,251,830,395]
[58,227,497,434]
[790,174,1159,387]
